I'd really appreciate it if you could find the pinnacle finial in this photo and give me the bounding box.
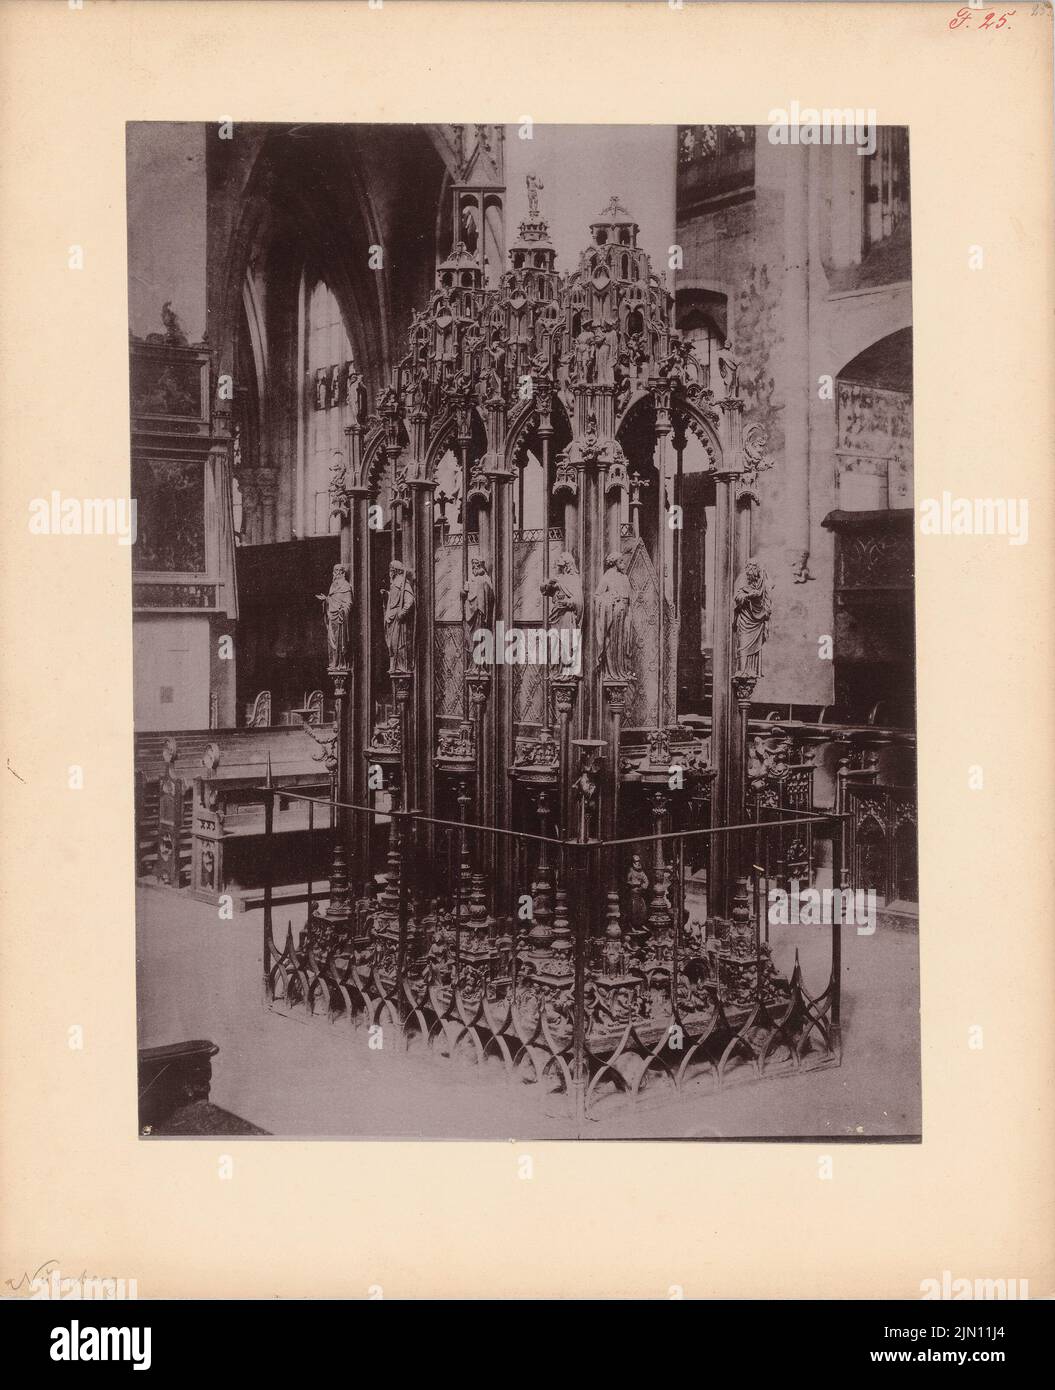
[600,193,632,221]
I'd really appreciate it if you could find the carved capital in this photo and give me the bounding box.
[603,679,630,714]
[732,671,759,704]
[465,667,492,709]
[551,675,580,717]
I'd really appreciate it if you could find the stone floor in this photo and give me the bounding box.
[136,884,921,1141]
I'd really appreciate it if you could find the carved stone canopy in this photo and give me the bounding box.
[356,176,746,491]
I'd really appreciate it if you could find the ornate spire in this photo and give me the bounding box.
[509,173,556,268]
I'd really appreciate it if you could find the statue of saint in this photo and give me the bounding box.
[460,203,479,254]
[328,451,349,521]
[461,556,495,655]
[540,551,584,676]
[574,762,598,843]
[717,339,740,398]
[595,551,633,682]
[573,322,596,384]
[384,561,416,672]
[346,366,367,425]
[661,334,691,386]
[614,351,632,411]
[594,319,618,386]
[526,173,544,219]
[437,312,458,373]
[733,560,772,676]
[317,563,353,670]
[403,367,427,415]
[626,854,650,934]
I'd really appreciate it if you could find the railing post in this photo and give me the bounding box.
[672,835,684,1021]
[570,839,589,1131]
[830,811,843,1054]
[306,795,315,926]
[452,823,463,992]
[394,809,412,1020]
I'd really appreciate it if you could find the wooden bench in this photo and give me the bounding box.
[190,756,332,906]
[135,727,334,898]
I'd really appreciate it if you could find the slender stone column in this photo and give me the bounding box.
[348,483,374,881]
[783,140,812,585]
[551,676,580,838]
[454,398,474,723]
[327,671,352,922]
[456,779,473,927]
[647,789,674,940]
[709,469,738,918]
[602,682,628,962]
[322,428,356,927]
[731,671,759,889]
[466,666,491,863]
[488,464,514,899]
[653,383,672,732]
[535,377,554,733]
[602,680,628,843]
[409,475,437,828]
[390,669,414,907]
[526,787,555,957]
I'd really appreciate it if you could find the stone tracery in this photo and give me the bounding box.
[300,175,788,1074]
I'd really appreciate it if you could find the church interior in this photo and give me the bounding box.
[130,123,918,1137]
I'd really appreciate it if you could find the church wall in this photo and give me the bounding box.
[205,124,451,552]
[676,130,911,711]
[133,615,211,732]
[127,124,207,343]
[127,125,238,734]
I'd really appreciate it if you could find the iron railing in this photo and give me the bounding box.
[260,791,848,1130]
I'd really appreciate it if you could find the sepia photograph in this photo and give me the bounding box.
[3,0,1054,1331]
[129,119,919,1141]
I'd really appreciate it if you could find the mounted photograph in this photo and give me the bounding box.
[128,121,917,1140]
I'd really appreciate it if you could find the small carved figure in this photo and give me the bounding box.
[574,762,598,842]
[460,556,495,654]
[573,321,596,383]
[791,550,814,584]
[661,334,692,386]
[346,364,366,422]
[526,173,544,219]
[318,563,353,670]
[733,560,772,676]
[540,551,584,677]
[717,338,740,398]
[405,367,430,415]
[384,561,416,672]
[460,203,479,254]
[328,451,349,520]
[614,351,632,411]
[595,551,633,682]
[529,346,551,381]
[593,319,618,386]
[626,854,650,933]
